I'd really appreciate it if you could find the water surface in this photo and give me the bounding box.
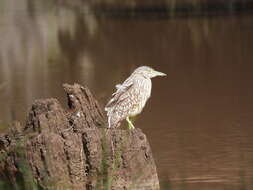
[1,1,253,189]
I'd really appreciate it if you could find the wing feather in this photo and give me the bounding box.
[105,78,133,112]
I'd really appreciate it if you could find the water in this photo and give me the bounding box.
[1,1,253,189]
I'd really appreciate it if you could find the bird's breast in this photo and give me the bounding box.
[129,78,151,116]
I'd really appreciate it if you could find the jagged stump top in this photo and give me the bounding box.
[0,83,160,190]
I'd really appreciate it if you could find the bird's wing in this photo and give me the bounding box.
[105,78,133,111]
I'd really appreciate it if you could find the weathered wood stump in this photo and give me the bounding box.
[0,84,159,190]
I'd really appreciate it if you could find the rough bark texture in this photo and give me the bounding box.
[0,83,159,190]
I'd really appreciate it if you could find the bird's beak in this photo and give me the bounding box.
[154,70,167,77]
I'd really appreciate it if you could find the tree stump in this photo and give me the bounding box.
[0,83,160,190]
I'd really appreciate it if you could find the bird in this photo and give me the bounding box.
[105,66,166,129]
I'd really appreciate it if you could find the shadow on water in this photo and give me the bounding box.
[1,1,253,190]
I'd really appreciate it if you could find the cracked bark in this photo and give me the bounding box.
[0,83,160,190]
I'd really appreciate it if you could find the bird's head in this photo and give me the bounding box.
[133,66,167,79]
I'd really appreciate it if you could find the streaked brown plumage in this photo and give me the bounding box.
[105,66,166,129]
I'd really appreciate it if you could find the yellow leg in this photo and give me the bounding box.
[126,117,135,130]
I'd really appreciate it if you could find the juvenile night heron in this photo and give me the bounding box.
[105,66,166,129]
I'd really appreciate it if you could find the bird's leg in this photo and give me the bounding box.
[126,117,135,130]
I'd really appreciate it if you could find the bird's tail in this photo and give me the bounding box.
[107,113,120,128]
[108,115,112,128]
[107,115,115,128]
[105,107,121,128]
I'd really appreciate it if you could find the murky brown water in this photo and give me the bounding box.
[1,1,253,189]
